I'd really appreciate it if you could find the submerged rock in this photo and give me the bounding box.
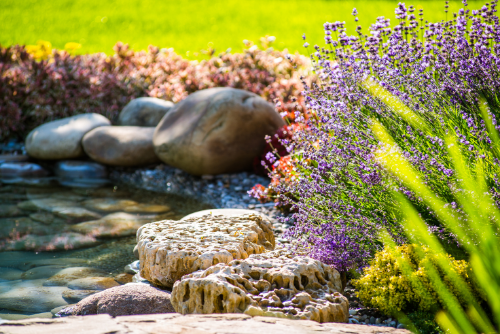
[67,277,120,291]
[118,97,174,127]
[1,233,100,251]
[82,199,138,212]
[0,204,24,217]
[0,267,23,280]
[172,252,349,323]
[16,198,101,222]
[62,289,100,304]
[71,284,175,316]
[29,212,65,225]
[136,212,275,288]
[21,266,67,280]
[26,113,111,160]
[0,279,68,313]
[0,217,51,240]
[71,212,156,238]
[43,267,108,287]
[82,126,160,167]
[153,88,285,175]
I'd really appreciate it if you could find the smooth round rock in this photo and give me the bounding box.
[71,284,175,316]
[153,88,285,175]
[53,160,107,179]
[82,126,160,167]
[25,113,111,160]
[0,162,49,178]
[118,97,174,127]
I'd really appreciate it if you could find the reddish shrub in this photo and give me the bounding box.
[0,43,310,142]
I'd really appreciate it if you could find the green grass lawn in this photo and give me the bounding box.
[0,0,487,57]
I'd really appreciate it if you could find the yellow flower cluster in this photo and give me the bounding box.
[25,40,82,60]
[352,244,482,315]
[26,40,53,60]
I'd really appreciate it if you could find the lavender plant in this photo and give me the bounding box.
[267,0,500,273]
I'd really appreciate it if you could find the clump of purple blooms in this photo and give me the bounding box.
[266,0,500,273]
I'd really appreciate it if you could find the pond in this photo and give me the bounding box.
[0,180,211,320]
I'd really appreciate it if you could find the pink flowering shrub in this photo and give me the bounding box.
[0,42,310,142]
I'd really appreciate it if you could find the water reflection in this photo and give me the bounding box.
[0,181,210,319]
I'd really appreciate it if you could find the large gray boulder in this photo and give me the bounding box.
[82,126,160,166]
[118,97,174,127]
[25,114,111,160]
[153,88,285,175]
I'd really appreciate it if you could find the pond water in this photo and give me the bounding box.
[0,180,211,320]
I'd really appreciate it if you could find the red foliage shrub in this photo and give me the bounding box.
[0,42,310,142]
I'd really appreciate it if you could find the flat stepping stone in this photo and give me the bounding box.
[137,212,275,288]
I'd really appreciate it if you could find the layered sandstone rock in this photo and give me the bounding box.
[171,252,348,323]
[136,213,275,288]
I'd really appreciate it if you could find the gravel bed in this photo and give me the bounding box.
[109,164,293,236]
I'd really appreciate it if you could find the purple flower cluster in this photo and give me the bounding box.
[269,0,500,272]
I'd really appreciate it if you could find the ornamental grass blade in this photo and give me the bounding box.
[374,120,497,333]
[362,78,431,134]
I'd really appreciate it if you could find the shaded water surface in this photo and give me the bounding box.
[0,181,210,320]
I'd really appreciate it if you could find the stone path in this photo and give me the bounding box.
[0,313,410,334]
